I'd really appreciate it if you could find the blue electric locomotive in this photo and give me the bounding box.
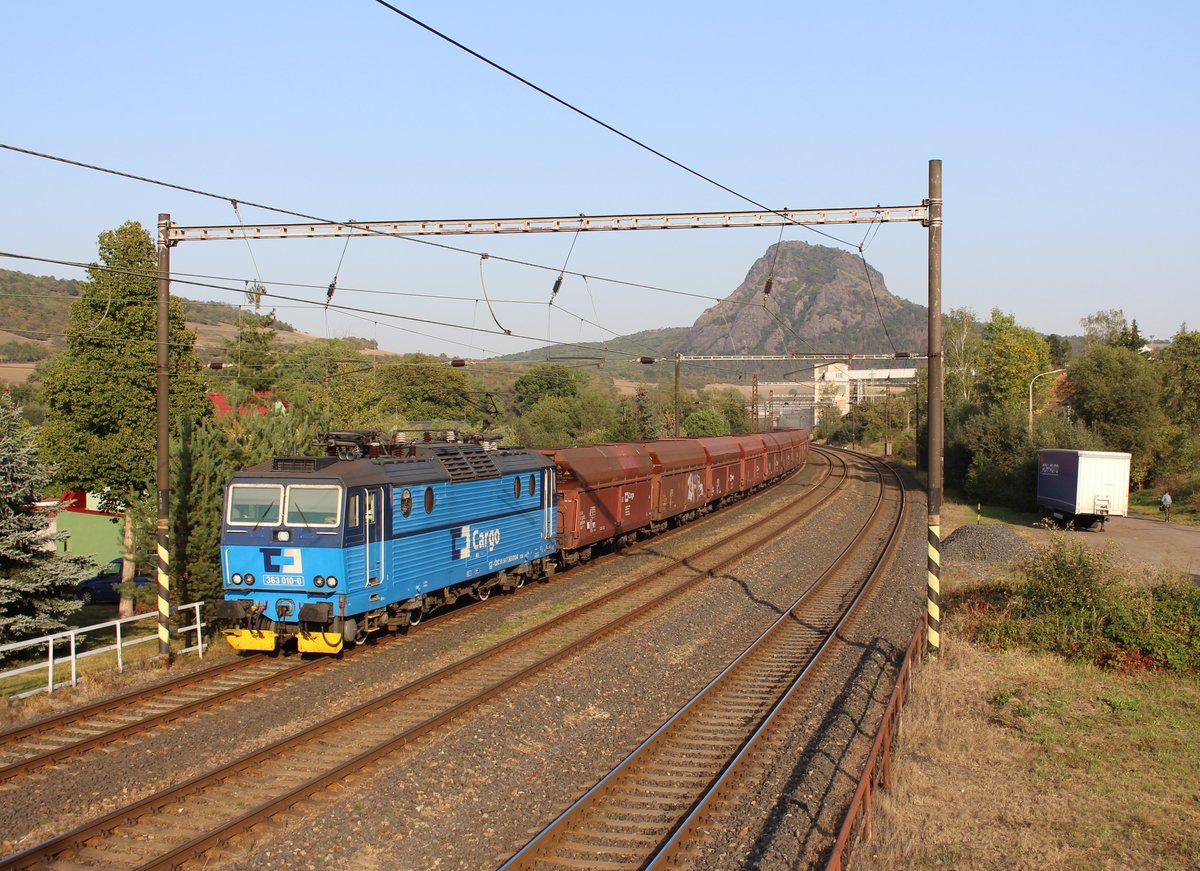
[216,438,557,654]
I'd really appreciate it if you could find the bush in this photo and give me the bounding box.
[950,533,1200,674]
[1103,580,1200,672]
[1020,533,1114,615]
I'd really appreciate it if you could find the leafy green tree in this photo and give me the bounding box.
[274,339,377,429]
[704,388,751,434]
[813,397,843,441]
[570,383,618,442]
[682,407,731,437]
[373,354,473,424]
[38,221,209,615]
[1032,410,1105,452]
[1159,327,1200,437]
[944,307,983,406]
[513,364,587,412]
[1080,309,1129,349]
[0,392,91,646]
[1066,344,1165,481]
[961,405,1034,509]
[979,309,1051,411]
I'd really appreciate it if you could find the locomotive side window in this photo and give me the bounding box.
[424,486,435,514]
[284,485,341,527]
[347,493,361,529]
[528,474,536,496]
[400,489,412,518]
[227,484,283,526]
[514,477,521,498]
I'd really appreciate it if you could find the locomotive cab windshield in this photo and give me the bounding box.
[226,483,342,529]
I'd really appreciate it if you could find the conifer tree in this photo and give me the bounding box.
[0,392,92,646]
[169,410,322,611]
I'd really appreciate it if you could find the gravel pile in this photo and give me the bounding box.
[942,523,1036,563]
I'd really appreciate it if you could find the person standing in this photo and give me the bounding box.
[1160,491,1172,522]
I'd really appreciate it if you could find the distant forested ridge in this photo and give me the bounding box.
[0,269,299,362]
[0,269,82,343]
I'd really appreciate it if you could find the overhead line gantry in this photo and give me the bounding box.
[151,160,944,663]
[163,205,929,243]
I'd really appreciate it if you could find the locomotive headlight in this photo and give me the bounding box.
[327,576,338,589]
[314,576,326,588]
[231,573,243,585]
[244,574,256,586]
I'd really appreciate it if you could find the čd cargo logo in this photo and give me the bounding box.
[455,525,501,559]
[260,547,304,573]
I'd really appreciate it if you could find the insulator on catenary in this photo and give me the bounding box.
[450,359,467,367]
[638,356,656,364]
[763,276,774,296]
[550,275,563,301]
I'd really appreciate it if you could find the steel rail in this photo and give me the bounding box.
[0,654,264,746]
[499,452,905,869]
[2,454,843,870]
[0,655,328,782]
[648,456,908,868]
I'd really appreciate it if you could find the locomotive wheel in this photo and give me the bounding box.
[408,609,422,626]
[513,574,525,589]
[475,585,491,601]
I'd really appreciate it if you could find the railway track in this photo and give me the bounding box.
[0,655,326,783]
[0,449,821,792]
[500,451,907,870]
[1,451,848,869]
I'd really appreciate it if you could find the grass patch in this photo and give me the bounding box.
[870,641,1200,870]
[1131,485,1197,526]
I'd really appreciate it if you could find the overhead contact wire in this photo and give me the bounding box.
[369,3,854,247]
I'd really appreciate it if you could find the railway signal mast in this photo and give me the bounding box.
[154,159,944,659]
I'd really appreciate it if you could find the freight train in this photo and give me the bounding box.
[216,428,809,654]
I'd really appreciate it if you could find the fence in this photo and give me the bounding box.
[825,608,929,871]
[0,602,206,699]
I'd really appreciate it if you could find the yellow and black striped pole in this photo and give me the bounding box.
[925,161,943,657]
[155,214,173,664]
[927,516,941,653]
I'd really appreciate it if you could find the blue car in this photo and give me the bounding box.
[77,558,151,605]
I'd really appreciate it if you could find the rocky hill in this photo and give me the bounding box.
[681,241,926,355]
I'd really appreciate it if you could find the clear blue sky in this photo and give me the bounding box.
[3,1,1197,357]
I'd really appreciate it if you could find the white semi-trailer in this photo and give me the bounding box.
[1036,449,1132,530]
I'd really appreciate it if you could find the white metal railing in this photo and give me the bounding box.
[0,602,206,699]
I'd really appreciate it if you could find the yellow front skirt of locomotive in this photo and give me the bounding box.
[222,628,278,652]
[297,630,344,654]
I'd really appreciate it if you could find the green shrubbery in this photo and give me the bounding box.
[952,532,1200,674]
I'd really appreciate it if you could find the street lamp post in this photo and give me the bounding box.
[1028,368,1067,437]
